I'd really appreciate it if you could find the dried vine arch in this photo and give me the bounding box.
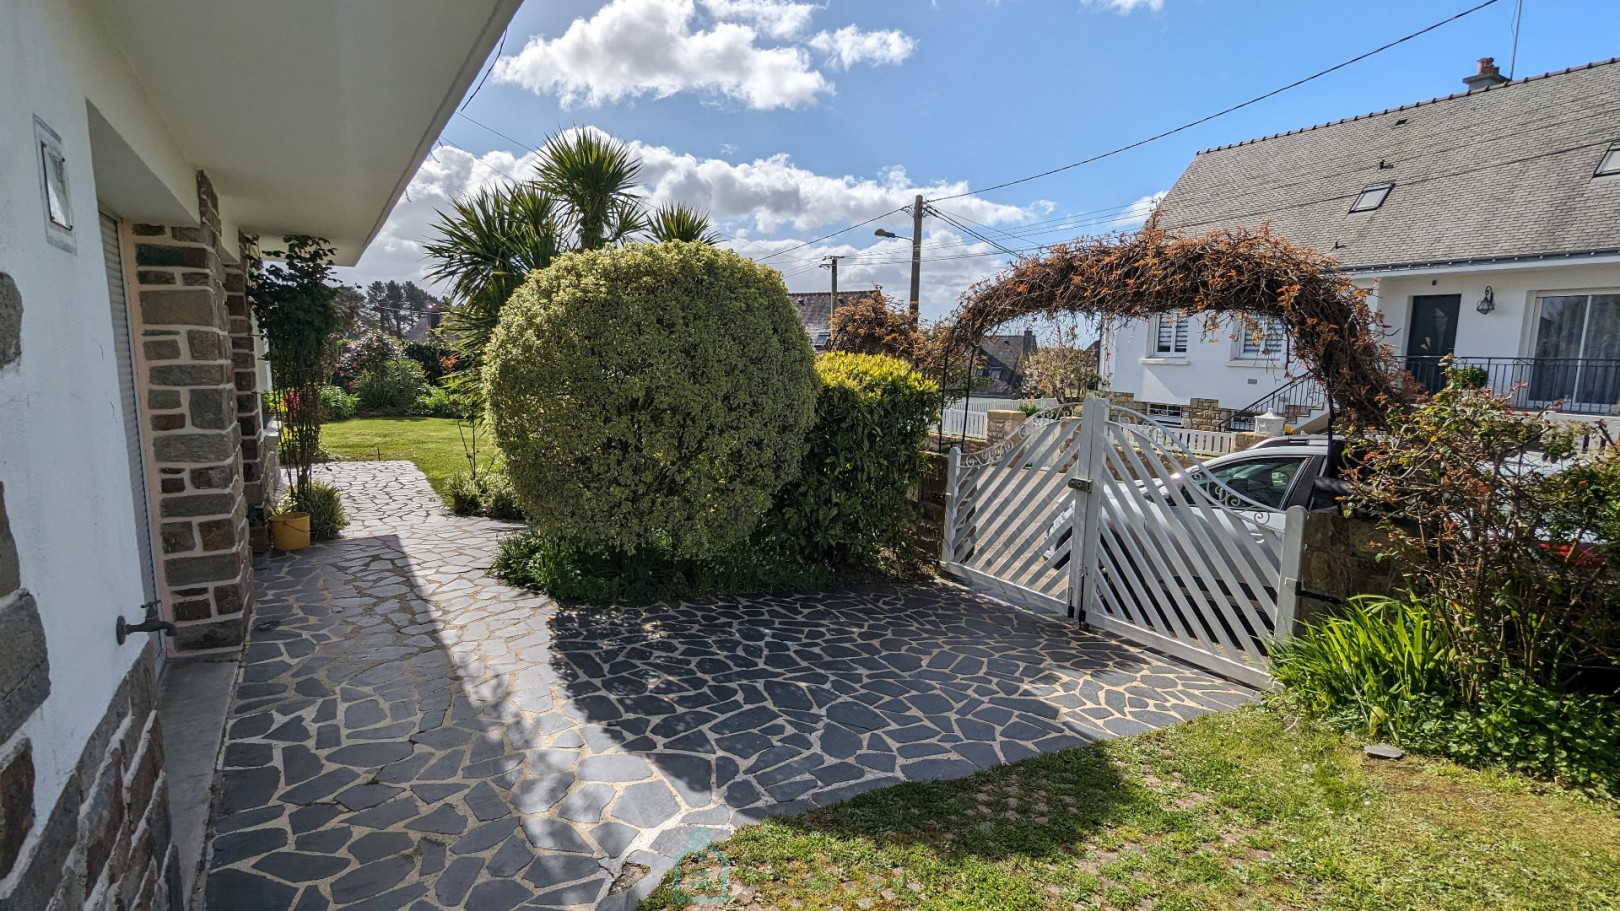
[947,225,1406,428]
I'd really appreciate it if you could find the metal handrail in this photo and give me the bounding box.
[1404,356,1620,416]
[1224,375,1327,431]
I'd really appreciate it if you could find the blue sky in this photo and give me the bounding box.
[341,0,1620,323]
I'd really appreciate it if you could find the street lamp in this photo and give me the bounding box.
[875,194,925,325]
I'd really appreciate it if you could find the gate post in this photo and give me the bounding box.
[1066,397,1109,622]
[941,446,961,567]
[1274,505,1307,646]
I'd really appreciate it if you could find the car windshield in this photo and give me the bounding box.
[1190,455,1307,510]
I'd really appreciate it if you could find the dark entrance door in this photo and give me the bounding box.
[1405,294,1461,392]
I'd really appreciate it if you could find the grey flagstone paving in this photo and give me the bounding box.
[202,461,1254,910]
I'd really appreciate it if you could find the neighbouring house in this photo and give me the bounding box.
[0,2,519,908]
[975,329,1040,397]
[790,290,861,351]
[1102,57,1620,431]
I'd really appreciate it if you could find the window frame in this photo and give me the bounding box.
[1595,141,1620,178]
[1153,313,1190,355]
[1349,182,1394,213]
[1233,316,1287,361]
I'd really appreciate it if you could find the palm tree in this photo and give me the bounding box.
[425,130,716,363]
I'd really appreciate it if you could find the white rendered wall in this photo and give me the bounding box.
[1101,260,1620,410]
[0,0,198,832]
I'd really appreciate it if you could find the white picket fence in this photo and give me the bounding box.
[1140,425,1238,457]
[937,407,989,439]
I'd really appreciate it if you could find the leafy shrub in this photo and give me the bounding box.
[1275,595,1620,800]
[414,384,460,418]
[444,466,525,521]
[485,242,817,560]
[770,352,938,567]
[1404,673,1620,800]
[354,358,428,412]
[1348,381,1620,696]
[318,384,358,421]
[291,481,347,541]
[1445,363,1490,390]
[492,529,830,603]
[335,332,403,389]
[403,340,455,384]
[1272,596,1457,739]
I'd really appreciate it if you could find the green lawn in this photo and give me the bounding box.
[320,417,493,495]
[643,709,1620,910]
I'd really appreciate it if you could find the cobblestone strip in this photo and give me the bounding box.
[204,462,1254,910]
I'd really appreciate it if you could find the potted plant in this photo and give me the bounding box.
[247,504,272,554]
[265,494,310,551]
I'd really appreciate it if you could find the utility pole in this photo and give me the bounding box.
[821,254,845,318]
[909,194,924,326]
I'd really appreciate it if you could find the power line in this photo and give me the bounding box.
[459,27,509,112]
[1509,0,1526,79]
[927,0,1506,204]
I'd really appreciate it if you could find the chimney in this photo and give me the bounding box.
[1463,57,1510,93]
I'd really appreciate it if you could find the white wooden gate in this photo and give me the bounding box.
[942,398,1303,687]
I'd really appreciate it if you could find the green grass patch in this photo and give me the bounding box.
[319,417,490,496]
[642,709,1620,910]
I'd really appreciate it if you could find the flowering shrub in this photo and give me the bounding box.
[334,332,403,389]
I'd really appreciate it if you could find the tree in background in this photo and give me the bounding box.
[425,130,717,363]
[361,280,443,338]
[1019,316,1100,400]
[829,289,923,361]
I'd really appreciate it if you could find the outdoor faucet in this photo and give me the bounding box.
[116,600,176,645]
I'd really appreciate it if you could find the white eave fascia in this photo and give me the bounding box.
[1343,250,1620,280]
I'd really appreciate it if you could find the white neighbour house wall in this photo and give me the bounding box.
[1102,314,1295,413]
[1102,259,1620,414]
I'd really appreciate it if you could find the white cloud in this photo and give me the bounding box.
[1082,0,1164,13]
[699,0,818,38]
[493,0,827,109]
[335,132,1054,322]
[492,0,918,110]
[808,26,917,70]
[1112,190,1167,229]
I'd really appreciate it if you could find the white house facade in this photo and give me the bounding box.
[0,2,519,907]
[1102,57,1620,432]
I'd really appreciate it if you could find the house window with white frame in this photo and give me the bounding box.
[1154,313,1190,355]
[1145,402,1185,426]
[1235,316,1286,359]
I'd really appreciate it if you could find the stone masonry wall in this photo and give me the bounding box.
[225,264,268,511]
[128,172,253,651]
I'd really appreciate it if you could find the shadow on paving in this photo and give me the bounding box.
[201,463,1253,911]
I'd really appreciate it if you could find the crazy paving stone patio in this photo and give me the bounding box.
[202,462,1255,910]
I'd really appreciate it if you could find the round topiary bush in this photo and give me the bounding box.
[485,241,817,559]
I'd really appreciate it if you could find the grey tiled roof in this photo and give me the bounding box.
[1153,58,1620,271]
[789,290,871,333]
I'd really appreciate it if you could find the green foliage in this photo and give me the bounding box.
[770,352,938,567]
[335,332,403,388]
[354,358,428,411]
[485,242,817,560]
[1348,381,1620,696]
[291,481,347,541]
[318,385,358,422]
[246,236,347,498]
[425,131,715,364]
[1275,595,1620,800]
[1445,363,1490,390]
[402,340,455,384]
[413,384,463,418]
[1404,673,1620,800]
[444,465,525,521]
[1272,596,1458,738]
[492,529,831,603]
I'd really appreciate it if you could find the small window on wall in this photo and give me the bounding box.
[1154,313,1190,354]
[1145,402,1185,427]
[1236,317,1286,359]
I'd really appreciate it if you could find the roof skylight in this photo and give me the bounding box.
[1349,183,1394,213]
[1596,141,1620,178]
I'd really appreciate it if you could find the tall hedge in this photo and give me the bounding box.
[773,352,938,566]
[484,242,817,559]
